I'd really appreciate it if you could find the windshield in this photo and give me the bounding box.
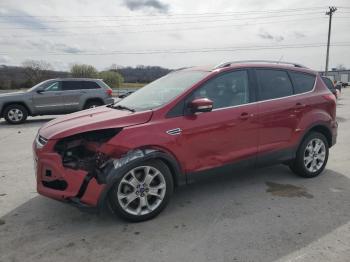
[116,70,209,111]
[26,80,53,92]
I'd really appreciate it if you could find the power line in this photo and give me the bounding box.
[0,9,329,24]
[5,16,340,38]
[0,6,328,18]
[0,12,328,30]
[1,42,349,56]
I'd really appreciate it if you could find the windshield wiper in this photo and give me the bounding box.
[112,104,135,112]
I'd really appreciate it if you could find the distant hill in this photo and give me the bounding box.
[0,64,172,90]
[116,66,171,83]
[0,65,68,89]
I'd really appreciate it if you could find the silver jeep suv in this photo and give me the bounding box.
[0,78,114,124]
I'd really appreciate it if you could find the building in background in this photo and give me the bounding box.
[320,69,350,83]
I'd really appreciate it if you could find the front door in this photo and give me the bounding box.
[173,70,259,174]
[32,81,65,114]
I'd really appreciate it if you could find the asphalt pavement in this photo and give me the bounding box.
[0,90,350,262]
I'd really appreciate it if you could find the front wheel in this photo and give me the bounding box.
[4,104,28,124]
[289,132,329,178]
[107,160,174,222]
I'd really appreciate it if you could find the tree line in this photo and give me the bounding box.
[0,60,171,90]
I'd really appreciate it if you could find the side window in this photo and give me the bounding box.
[322,77,335,91]
[81,81,100,89]
[289,71,316,94]
[62,81,82,91]
[44,82,61,92]
[192,70,250,109]
[256,69,293,100]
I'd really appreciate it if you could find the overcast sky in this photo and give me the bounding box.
[0,0,349,71]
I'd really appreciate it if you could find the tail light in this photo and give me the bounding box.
[106,88,113,97]
[323,93,336,103]
[323,93,337,119]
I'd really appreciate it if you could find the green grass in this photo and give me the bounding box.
[120,82,146,88]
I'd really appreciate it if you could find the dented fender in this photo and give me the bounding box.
[96,148,186,210]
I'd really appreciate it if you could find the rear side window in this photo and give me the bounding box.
[289,71,316,94]
[256,69,293,100]
[62,81,82,90]
[322,77,335,91]
[81,81,100,89]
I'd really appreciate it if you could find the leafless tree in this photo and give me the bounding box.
[336,64,347,70]
[22,60,53,85]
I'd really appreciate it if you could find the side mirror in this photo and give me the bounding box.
[189,98,213,113]
[36,89,44,94]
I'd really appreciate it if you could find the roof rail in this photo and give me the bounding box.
[213,60,307,69]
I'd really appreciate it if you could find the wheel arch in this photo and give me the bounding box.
[1,101,32,117]
[97,147,186,211]
[83,98,105,109]
[300,123,333,148]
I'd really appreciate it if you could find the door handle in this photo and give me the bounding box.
[294,102,306,109]
[239,112,251,120]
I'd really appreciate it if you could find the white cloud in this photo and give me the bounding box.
[0,0,349,70]
[0,55,12,64]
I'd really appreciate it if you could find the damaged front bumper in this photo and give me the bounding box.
[33,133,176,212]
[34,142,105,210]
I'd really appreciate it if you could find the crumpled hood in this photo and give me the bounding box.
[0,91,26,98]
[39,106,153,140]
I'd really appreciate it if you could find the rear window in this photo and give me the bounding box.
[256,69,293,100]
[81,81,100,89]
[289,71,316,94]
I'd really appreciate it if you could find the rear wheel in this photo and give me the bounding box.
[289,132,329,178]
[108,160,174,222]
[84,100,103,109]
[4,104,28,124]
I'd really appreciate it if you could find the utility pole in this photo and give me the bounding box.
[325,6,337,75]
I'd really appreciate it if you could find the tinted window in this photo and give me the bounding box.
[81,81,100,89]
[289,71,316,93]
[62,81,82,91]
[322,77,335,91]
[192,70,250,109]
[257,69,293,100]
[44,81,61,91]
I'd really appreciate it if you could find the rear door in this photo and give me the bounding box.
[255,69,308,164]
[61,81,83,112]
[32,81,65,114]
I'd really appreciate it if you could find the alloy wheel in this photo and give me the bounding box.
[7,108,24,122]
[116,166,166,216]
[303,138,326,173]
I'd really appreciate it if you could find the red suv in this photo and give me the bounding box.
[34,60,337,221]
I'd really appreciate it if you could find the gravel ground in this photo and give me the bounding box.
[0,90,350,262]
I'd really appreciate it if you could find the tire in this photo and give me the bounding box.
[289,132,329,178]
[3,104,28,124]
[107,159,174,222]
[84,100,103,109]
